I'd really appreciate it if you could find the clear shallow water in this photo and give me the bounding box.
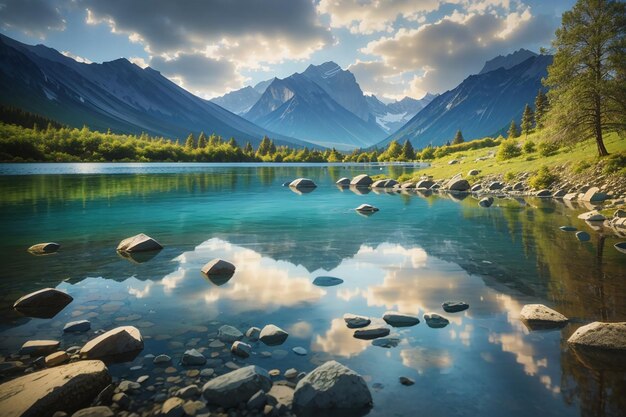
[1,163,625,417]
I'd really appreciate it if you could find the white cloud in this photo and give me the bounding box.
[0,0,66,38]
[62,50,92,64]
[360,7,552,95]
[150,53,245,99]
[317,0,441,34]
[76,0,333,97]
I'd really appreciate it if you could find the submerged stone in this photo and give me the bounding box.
[442,301,469,313]
[312,276,344,287]
[353,327,390,340]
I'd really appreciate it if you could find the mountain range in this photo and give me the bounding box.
[379,53,552,149]
[0,32,551,151]
[0,34,309,148]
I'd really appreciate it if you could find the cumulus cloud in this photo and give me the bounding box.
[348,60,408,98]
[0,0,66,38]
[150,53,244,98]
[75,0,333,96]
[80,0,331,63]
[362,8,553,96]
[317,0,440,34]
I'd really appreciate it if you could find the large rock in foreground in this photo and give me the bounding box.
[293,361,372,413]
[567,322,626,369]
[202,365,272,408]
[0,360,111,417]
[80,326,143,360]
[13,288,73,318]
[520,304,568,330]
[116,233,162,253]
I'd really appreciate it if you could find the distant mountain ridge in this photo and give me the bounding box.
[0,34,310,147]
[246,72,386,149]
[244,62,388,149]
[366,93,437,133]
[378,54,552,149]
[479,48,538,74]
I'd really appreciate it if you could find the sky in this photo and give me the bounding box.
[0,0,576,101]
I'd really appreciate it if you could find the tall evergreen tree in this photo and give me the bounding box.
[197,132,208,148]
[544,0,626,156]
[185,133,195,149]
[257,136,272,156]
[401,139,415,160]
[452,130,464,144]
[521,104,534,136]
[243,141,254,155]
[386,140,402,159]
[227,137,238,148]
[534,90,548,129]
[507,120,520,139]
[208,134,221,147]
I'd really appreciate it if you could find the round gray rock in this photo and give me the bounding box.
[202,365,272,408]
[181,349,206,366]
[259,324,289,346]
[424,313,450,328]
[520,304,568,330]
[218,325,244,343]
[80,326,143,359]
[343,314,371,329]
[382,312,420,327]
[293,360,372,411]
[116,233,162,252]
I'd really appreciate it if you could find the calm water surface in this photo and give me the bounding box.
[1,163,625,417]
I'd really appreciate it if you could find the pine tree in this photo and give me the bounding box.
[386,140,402,159]
[534,90,548,129]
[185,133,195,149]
[197,132,208,148]
[257,136,271,156]
[227,137,238,148]
[507,120,520,139]
[544,0,626,156]
[452,130,464,145]
[208,134,221,147]
[268,139,276,155]
[401,139,415,160]
[243,141,254,155]
[521,104,534,136]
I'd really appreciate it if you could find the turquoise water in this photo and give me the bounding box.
[1,163,625,417]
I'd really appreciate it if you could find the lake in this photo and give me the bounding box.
[1,163,625,417]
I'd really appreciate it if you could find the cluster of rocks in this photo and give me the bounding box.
[519,303,626,369]
[335,171,626,251]
[2,291,374,417]
[343,303,465,343]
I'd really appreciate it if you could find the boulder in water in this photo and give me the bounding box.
[350,174,373,187]
[117,233,162,253]
[202,365,272,408]
[14,288,73,319]
[80,326,144,360]
[289,178,317,189]
[0,360,111,417]
[293,360,372,412]
[28,242,60,255]
[520,304,568,330]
